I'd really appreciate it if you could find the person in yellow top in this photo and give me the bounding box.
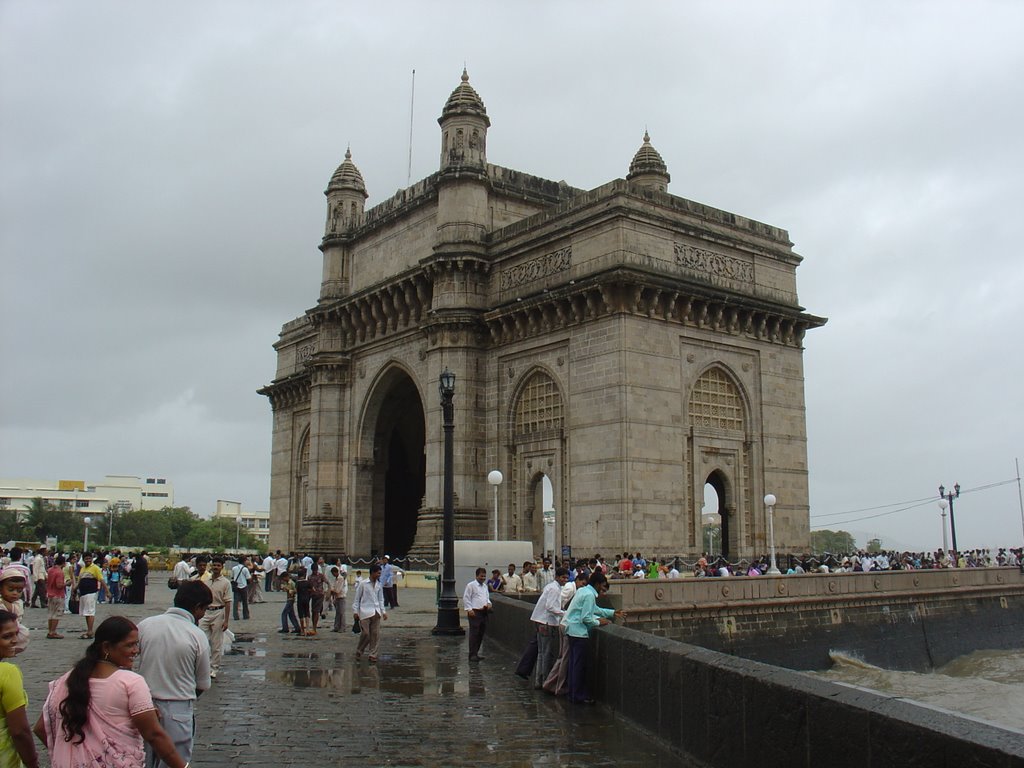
[0,608,39,767]
[75,554,109,640]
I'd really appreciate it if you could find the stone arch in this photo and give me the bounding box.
[293,426,311,537]
[355,362,426,559]
[686,364,753,560]
[508,367,566,556]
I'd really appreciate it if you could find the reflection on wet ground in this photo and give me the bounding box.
[191,585,702,768]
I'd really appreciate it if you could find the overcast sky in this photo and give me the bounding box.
[2,1,1021,552]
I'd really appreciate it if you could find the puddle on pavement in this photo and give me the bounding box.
[264,660,466,696]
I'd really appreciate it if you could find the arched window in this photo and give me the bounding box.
[513,371,563,441]
[688,367,744,431]
[295,432,310,522]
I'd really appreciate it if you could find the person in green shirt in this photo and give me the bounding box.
[0,609,38,768]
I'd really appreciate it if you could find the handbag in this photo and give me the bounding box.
[352,616,361,634]
[68,595,80,615]
[515,634,538,678]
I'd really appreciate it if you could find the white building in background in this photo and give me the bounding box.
[212,500,270,545]
[0,476,175,515]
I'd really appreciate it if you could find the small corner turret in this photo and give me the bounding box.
[438,68,490,172]
[627,130,670,193]
[325,147,368,237]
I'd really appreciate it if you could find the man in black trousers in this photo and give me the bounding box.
[462,567,492,661]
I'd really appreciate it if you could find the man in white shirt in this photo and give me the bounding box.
[172,554,193,585]
[521,561,539,592]
[275,554,289,590]
[138,580,213,768]
[530,567,569,688]
[262,554,277,592]
[501,563,523,594]
[352,564,387,661]
[230,559,251,621]
[30,547,48,608]
[463,567,492,662]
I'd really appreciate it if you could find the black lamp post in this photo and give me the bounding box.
[939,483,961,555]
[433,367,464,635]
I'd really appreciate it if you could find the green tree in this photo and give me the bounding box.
[866,537,883,554]
[112,509,173,549]
[0,509,22,543]
[810,529,856,554]
[182,517,263,552]
[22,497,79,543]
[159,506,199,544]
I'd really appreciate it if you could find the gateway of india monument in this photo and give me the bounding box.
[260,70,826,563]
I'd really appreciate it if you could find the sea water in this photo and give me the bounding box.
[809,648,1024,733]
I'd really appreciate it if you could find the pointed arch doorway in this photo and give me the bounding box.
[359,368,425,559]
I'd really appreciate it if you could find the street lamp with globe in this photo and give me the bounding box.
[83,516,92,555]
[764,494,780,574]
[487,470,503,541]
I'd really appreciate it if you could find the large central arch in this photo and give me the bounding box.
[358,366,425,559]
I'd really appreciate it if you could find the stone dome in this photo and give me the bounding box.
[627,131,670,183]
[439,68,491,127]
[327,147,368,197]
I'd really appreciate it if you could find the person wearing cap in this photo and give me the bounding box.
[0,568,30,655]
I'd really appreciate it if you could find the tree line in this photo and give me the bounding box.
[0,498,266,553]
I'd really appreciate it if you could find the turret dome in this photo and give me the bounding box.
[628,131,670,180]
[439,68,490,127]
[327,148,368,198]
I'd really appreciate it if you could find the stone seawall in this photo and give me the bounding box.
[487,592,1024,767]
[610,566,1024,671]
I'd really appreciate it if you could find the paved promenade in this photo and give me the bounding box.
[16,573,693,767]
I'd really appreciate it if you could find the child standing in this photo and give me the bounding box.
[278,572,300,635]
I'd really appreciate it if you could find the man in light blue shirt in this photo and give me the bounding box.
[563,571,623,704]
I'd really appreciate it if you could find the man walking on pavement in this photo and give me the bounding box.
[230,558,251,621]
[463,567,492,662]
[329,565,348,632]
[138,580,213,768]
[262,553,276,592]
[198,557,231,679]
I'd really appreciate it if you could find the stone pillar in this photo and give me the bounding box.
[302,354,350,554]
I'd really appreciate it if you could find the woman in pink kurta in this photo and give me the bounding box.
[33,616,186,768]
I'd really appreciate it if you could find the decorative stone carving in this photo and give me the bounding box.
[500,246,572,291]
[674,243,753,283]
[298,344,316,362]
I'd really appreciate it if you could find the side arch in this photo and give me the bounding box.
[686,363,754,560]
[506,367,566,556]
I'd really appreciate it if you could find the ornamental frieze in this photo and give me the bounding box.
[500,246,572,291]
[674,243,753,283]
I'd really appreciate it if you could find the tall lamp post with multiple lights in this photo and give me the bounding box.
[487,470,503,541]
[433,368,464,635]
[764,493,780,574]
[83,516,92,555]
[938,483,960,554]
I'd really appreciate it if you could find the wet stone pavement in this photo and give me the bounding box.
[16,573,697,767]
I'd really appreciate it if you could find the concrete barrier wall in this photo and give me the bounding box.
[611,567,1024,671]
[488,594,1024,767]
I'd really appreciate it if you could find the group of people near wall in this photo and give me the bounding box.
[0,573,213,767]
[692,547,1024,577]
[466,554,630,706]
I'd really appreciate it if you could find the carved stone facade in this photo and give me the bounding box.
[260,71,826,561]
